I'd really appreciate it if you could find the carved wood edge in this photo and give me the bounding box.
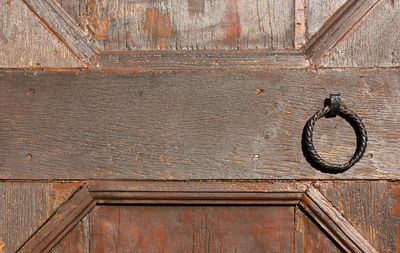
[22,0,99,66]
[16,181,378,253]
[88,50,310,71]
[305,0,380,67]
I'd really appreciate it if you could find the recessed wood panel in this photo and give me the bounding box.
[55,0,295,50]
[88,205,294,252]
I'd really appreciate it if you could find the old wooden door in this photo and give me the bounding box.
[1,0,399,252]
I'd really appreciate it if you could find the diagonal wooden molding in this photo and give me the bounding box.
[22,0,100,65]
[305,0,381,67]
[16,181,377,253]
[300,186,377,253]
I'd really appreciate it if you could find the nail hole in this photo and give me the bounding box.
[27,88,35,96]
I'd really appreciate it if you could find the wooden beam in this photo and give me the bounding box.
[305,0,380,66]
[1,70,400,180]
[22,0,99,65]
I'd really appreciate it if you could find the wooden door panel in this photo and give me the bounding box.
[49,204,346,253]
[88,205,294,252]
[1,0,399,252]
[17,182,377,253]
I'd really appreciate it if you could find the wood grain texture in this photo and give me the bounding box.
[87,180,309,194]
[305,0,347,40]
[89,205,294,252]
[1,69,400,180]
[90,50,309,71]
[0,0,81,68]
[22,0,100,64]
[50,216,89,253]
[55,0,295,50]
[295,206,342,253]
[301,187,377,253]
[294,0,306,49]
[322,0,400,68]
[316,181,400,253]
[0,182,80,253]
[17,181,383,252]
[18,187,94,253]
[305,0,380,66]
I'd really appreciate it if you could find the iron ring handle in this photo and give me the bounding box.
[302,95,367,173]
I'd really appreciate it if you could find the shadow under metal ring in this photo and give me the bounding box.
[302,94,368,173]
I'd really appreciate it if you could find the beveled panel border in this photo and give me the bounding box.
[17,181,377,253]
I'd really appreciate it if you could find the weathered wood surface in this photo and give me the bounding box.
[23,0,100,64]
[322,0,400,68]
[0,182,80,253]
[1,69,400,179]
[89,50,309,71]
[50,216,89,253]
[295,206,341,253]
[305,0,347,40]
[1,0,398,68]
[55,0,295,50]
[88,205,294,252]
[305,0,380,66]
[0,0,81,68]
[316,181,400,253]
[301,187,377,253]
[17,187,94,253]
[15,181,388,252]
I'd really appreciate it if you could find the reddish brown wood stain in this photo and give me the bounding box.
[220,0,242,48]
[187,0,205,18]
[89,205,294,252]
[391,184,400,253]
[143,8,173,49]
[85,0,108,38]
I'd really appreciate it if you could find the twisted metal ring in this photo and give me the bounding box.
[302,106,367,173]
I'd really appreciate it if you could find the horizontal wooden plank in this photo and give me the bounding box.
[0,69,399,179]
[90,50,309,71]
